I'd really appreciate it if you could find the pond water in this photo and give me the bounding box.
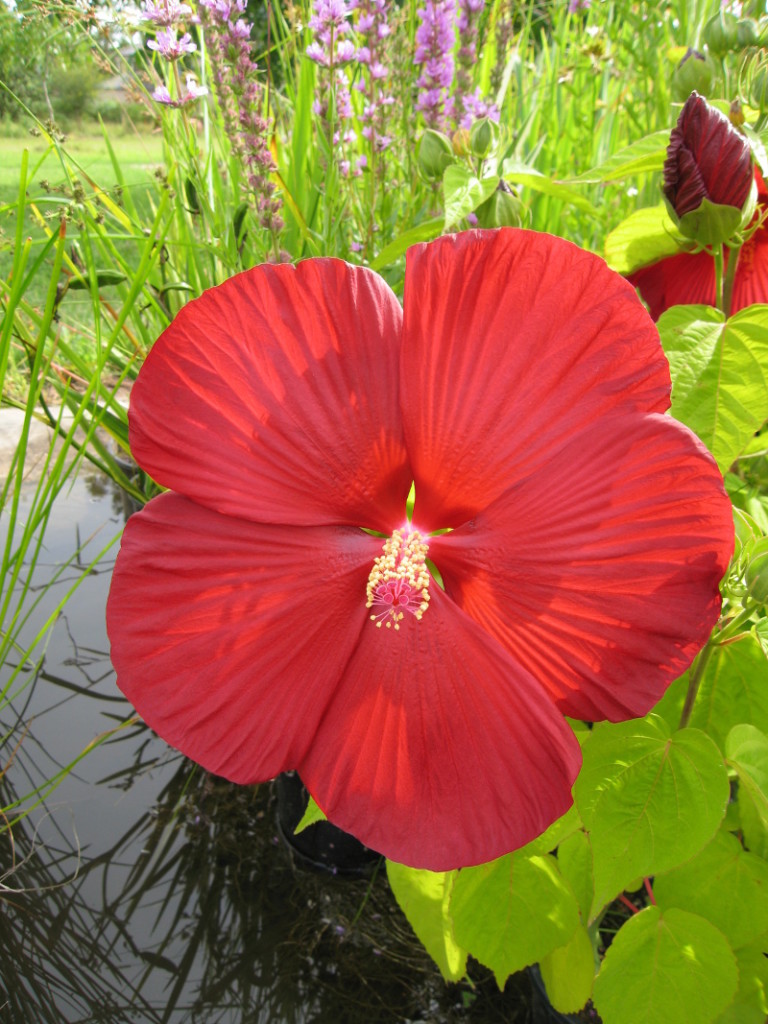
[0,470,547,1024]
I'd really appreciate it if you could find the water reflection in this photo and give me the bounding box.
[0,474,538,1023]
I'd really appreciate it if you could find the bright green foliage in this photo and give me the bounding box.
[386,863,467,982]
[654,829,768,950]
[654,634,768,751]
[450,852,579,985]
[727,725,768,847]
[713,943,768,1024]
[564,130,669,184]
[592,906,739,1024]
[293,795,327,833]
[657,304,768,474]
[555,830,593,923]
[575,717,730,916]
[539,924,595,1014]
[604,204,681,275]
[442,166,498,230]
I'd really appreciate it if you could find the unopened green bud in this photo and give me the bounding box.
[671,49,715,104]
[475,180,523,229]
[469,117,499,159]
[417,130,455,180]
[452,128,471,157]
[737,18,759,48]
[703,10,739,57]
[746,536,768,604]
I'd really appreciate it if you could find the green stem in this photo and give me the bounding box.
[713,244,724,312]
[722,243,742,319]
[678,642,716,730]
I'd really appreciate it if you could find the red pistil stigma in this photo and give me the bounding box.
[366,529,430,630]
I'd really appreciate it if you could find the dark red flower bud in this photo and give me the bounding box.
[663,91,753,220]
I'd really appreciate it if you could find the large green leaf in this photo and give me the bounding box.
[713,941,768,1024]
[593,906,738,1024]
[501,161,597,213]
[654,829,768,950]
[442,165,499,229]
[575,717,729,916]
[369,217,443,271]
[386,863,467,982]
[679,634,768,751]
[604,204,681,275]
[658,304,768,473]
[556,830,593,923]
[726,724,768,840]
[450,852,579,985]
[539,923,595,1014]
[564,130,670,183]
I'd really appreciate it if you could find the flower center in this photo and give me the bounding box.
[366,529,430,630]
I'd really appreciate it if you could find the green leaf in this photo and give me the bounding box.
[564,130,670,183]
[293,795,327,833]
[604,204,682,275]
[500,161,597,213]
[658,304,768,473]
[386,863,467,982]
[450,852,579,985]
[654,829,768,950]
[67,269,127,290]
[680,635,768,750]
[556,830,594,923]
[539,923,595,1014]
[524,802,582,856]
[713,941,768,1024]
[369,217,443,271]
[575,717,730,916]
[442,165,499,229]
[726,724,768,837]
[593,906,738,1024]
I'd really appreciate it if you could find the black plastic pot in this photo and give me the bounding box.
[275,771,382,876]
[528,965,585,1024]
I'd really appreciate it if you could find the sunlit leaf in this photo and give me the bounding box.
[450,852,579,985]
[386,862,467,982]
[501,161,597,213]
[539,923,595,1014]
[575,717,729,916]
[593,906,738,1024]
[654,829,768,950]
[564,130,669,183]
[556,830,593,923]
[726,725,768,839]
[605,204,681,275]
[658,304,768,473]
[713,941,768,1024]
[442,165,499,229]
[294,794,327,833]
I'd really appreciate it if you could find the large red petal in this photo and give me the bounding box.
[130,260,410,532]
[299,586,581,870]
[731,225,768,311]
[400,229,671,529]
[428,413,733,722]
[627,249,717,320]
[107,492,380,781]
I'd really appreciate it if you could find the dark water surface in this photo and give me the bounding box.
[0,473,543,1024]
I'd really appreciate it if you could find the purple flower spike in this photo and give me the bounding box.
[415,0,456,129]
[147,28,197,60]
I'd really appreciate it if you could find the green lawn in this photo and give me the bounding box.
[0,128,165,192]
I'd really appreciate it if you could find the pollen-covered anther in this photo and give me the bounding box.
[366,529,430,630]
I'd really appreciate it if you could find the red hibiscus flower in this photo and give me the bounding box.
[627,169,768,320]
[107,229,734,871]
